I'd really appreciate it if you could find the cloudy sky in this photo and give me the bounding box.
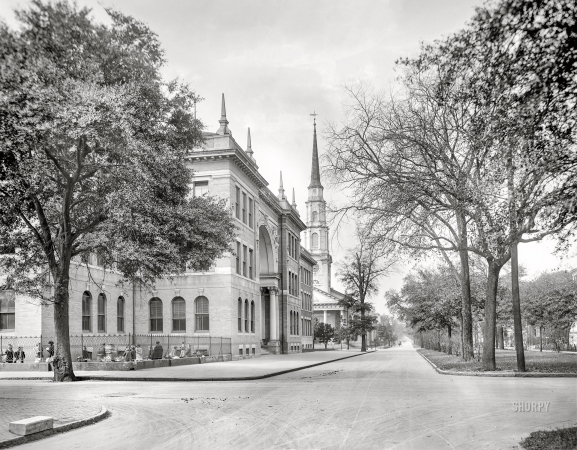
[1,0,574,312]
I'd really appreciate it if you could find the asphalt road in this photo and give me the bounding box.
[6,342,577,450]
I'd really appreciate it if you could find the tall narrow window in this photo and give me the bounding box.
[0,290,15,331]
[238,298,242,332]
[250,300,255,333]
[97,293,106,333]
[117,296,125,333]
[248,198,253,228]
[244,299,249,333]
[249,249,254,279]
[150,297,163,332]
[243,245,247,277]
[82,291,92,332]
[312,233,319,249]
[297,312,300,335]
[312,211,318,222]
[242,192,247,224]
[235,186,241,219]
[172,297,186,332]
[236,242,241,274]
[194,180,209,196]
[195,296,209,331]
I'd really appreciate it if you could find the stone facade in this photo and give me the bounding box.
[1,95,321,356]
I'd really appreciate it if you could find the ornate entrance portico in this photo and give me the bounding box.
[260,286,280,354]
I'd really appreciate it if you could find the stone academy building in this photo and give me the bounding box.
[1,95,344,357]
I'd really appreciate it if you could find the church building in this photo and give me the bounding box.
[302,120,349,330]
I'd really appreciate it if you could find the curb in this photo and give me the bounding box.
[416,349,577,378]
[0,405,110,449]
[0,351,377,383]
[78,350,378,382]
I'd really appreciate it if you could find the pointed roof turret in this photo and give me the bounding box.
[217,93,230,135]
[246,127,254,158]
[278,171,286,200]
[291,188,297,208]
[309,116,322,188]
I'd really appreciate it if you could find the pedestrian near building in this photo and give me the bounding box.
[14,346,25,363]
[152,341,163,359]
[4,344,15,363]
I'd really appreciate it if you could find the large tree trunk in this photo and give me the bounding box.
[53,273,76,382]
[497,325,504,349]
[482,262,502,371]
[447,325,452,355]
[510,242,526,371]
[360,300,367,352]
[539,325,543,352]
[456,212,474,361]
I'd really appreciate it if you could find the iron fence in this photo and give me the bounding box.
[0,334,232,363]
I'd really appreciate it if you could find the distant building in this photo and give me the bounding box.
[0,95,320,356]
[303,121,348,329]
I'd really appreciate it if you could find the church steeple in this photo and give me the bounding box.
[309,118,322,189]
[305,114,331,293]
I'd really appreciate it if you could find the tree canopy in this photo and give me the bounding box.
[0,0,235,381]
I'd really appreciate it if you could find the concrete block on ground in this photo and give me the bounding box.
[9,416,53,436]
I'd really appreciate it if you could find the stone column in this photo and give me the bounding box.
[270,288,279,341]
[266,287,281,354]
[323,309,327,324]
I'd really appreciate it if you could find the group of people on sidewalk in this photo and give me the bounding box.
[2,341,54,364]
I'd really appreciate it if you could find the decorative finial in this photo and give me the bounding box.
[246,127,253,157]
[292,188,297,207]
[278,171,285,200]
[217,93,230,135]
[310,111,318,127]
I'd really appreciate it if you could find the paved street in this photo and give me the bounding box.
[3,342,576,450]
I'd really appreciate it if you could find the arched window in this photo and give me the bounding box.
[117,296,125,333]
[297,313,300,335]
[172,297,186,332]
[97,293,106,333]
[0,290,15,331]
[312,211,318,222]
[250,300,255,333]
[238,298,242,332]
[244,299,249,333]
[311,233,319,249]
[150,297,163,332]
[82,291,92,332]
[195,296,209,331]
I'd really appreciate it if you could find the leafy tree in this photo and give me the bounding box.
[314,321,335,349]
[522,271,577,352]
[335,322,357,350]
[0,1,235,381]
[387,267,461,354]
[336,233,396,352]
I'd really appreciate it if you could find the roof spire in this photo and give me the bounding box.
[291,188,297,208]
[309,112,322,188]
[278,171,285,200]
[246,127,254,158]
[217,93,230,135]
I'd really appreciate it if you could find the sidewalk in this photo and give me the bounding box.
[0,401,107,449]
[0,348,375,382]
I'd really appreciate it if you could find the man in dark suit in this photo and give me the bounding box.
[152,341,163,359]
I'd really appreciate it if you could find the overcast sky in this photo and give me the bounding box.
[1,0,575,313]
